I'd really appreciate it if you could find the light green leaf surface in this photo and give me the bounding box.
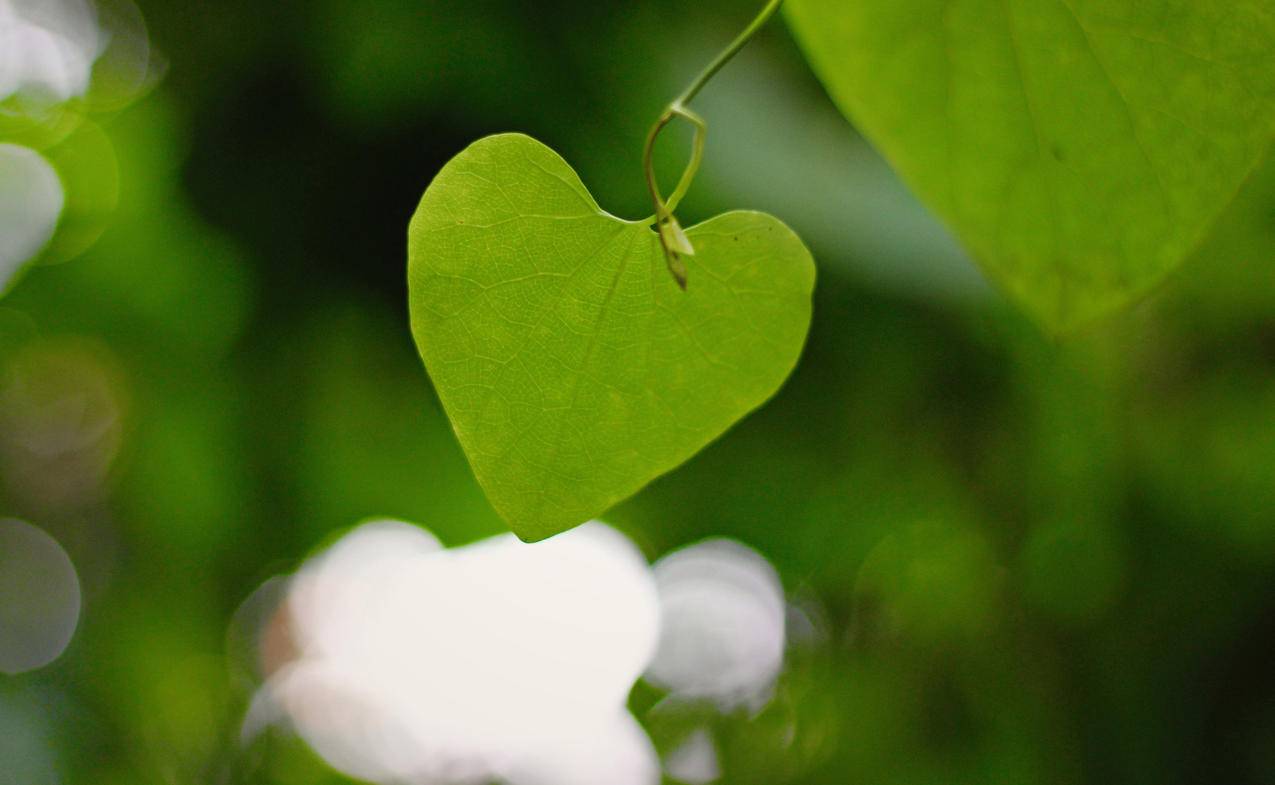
[408,134,815,541]
[787,0,1275,329]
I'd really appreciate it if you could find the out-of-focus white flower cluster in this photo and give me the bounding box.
[0,0,102,106]
[249,521,662,785]
[0,0,156,294]
[242,520,792,785]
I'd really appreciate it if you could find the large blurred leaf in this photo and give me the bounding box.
[786,0,1275,329]
[408,134,815,541]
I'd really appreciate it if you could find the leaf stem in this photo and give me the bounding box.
[644,0,785,288]
[674,0,785,107]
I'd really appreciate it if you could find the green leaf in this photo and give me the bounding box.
[408,134,815,541]
[786,0,1275,329]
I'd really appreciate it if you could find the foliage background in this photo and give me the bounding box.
[5,0,1275,783]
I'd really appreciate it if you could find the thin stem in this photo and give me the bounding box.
[643,104,706,218]
[674,0,785,107]
[644,0,785,287]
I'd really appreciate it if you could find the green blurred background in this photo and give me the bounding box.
[3,0,1275,783]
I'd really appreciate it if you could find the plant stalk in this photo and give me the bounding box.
[644,0,786,288]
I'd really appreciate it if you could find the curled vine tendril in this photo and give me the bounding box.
[643,0,786,289]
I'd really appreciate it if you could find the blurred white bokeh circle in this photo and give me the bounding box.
[0,143,64,290]
[0,518,81,674]
[0,0,101,105]
[663,727,721,785]
[645,538,786,711]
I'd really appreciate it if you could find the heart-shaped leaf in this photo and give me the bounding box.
[787,0,1275,330]
[408,134,815,541]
